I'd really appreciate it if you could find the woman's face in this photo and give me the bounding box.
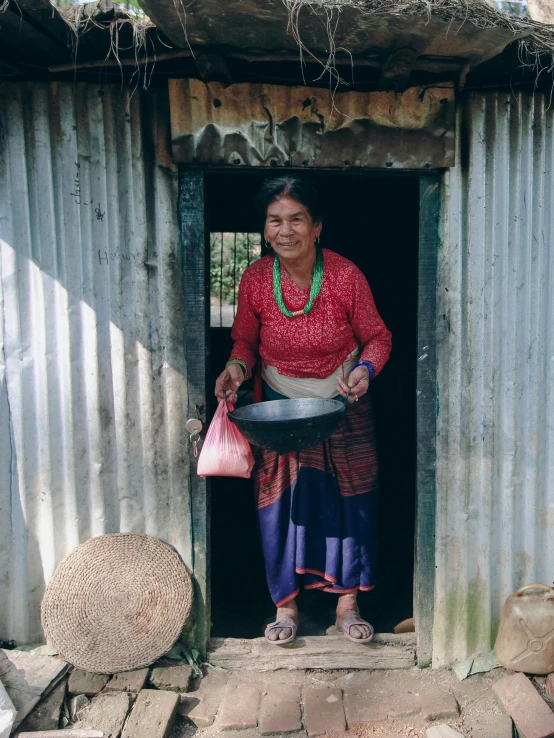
[264,196,322,263]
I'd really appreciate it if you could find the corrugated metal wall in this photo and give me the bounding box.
[0,82,189,644]
[435,91,554,666]
[2,80,553,663]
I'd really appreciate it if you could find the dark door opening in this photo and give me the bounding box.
[205,170,419,638]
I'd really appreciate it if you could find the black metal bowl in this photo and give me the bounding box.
[227,398,347,454]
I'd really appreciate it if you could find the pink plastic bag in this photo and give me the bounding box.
[197,400,255,478]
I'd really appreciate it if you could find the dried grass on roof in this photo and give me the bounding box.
[60,2,156,87]
[283,0,554,78]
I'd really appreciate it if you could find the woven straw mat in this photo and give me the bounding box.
[41,533,193,673]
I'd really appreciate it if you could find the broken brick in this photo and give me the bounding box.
[103,668,149,693]
[493,672,554,738]
[120,689,179,738]
[68,670,109,697]
[303,688,345,738]
[218,680,261,730]
[258,683,302,735]
[180,669,228,728]
[421,689,459,722]
[149,664,193,692]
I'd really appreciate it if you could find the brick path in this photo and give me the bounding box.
[169,665,529,738]
[60,661,554,738]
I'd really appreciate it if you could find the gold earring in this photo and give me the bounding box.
[316,236,320,245]
[265,241,272,249]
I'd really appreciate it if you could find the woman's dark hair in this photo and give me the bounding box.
[255,176,321,224]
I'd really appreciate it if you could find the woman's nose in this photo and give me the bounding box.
[280,222,293,235]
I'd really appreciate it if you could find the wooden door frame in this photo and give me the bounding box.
[178,168,440,665]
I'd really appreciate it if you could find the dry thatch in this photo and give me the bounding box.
[282,0,554,80]
[55,0,554,84]
[59,1,157,86]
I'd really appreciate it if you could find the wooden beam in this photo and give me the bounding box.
[415,175,440,667]
[177,169,210,657]
[208,634,416,671]
[378,48,418,92]
[48,49,192,72]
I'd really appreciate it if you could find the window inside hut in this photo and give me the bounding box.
[210,232,262,328]
[206,171,419,638]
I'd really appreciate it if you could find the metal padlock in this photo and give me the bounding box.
[185,418,203,435]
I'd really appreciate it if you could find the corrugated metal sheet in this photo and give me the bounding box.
[169,79,456,169]
[0,82,188,644]
[435,91,554,666]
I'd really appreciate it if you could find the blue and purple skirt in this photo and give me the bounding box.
[254,390,379,606]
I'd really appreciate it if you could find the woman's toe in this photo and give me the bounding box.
[278,628,292,640]
[349,624,363,639]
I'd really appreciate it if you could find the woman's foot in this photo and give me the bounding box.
[265,599,298,643]
[336,592,373,641]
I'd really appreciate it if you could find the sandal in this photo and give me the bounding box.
[264,617,297,646]
[336,614,374,643]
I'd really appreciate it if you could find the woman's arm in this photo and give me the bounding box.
[214,270,261,402]
[349,268,392,376]
[228,268,261,376]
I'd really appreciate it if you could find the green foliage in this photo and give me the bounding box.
[492,0,529,17]
[210,232,261,305]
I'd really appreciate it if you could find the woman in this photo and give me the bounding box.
[215,176,392,644]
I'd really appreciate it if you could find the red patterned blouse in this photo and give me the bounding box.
[229,248,392,379]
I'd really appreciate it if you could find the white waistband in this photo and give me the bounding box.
[261,350,360,400]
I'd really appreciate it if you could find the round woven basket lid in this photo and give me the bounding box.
[41,533,193,673]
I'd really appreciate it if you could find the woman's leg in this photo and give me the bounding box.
[266,598,299,642]
[336,592,372,640]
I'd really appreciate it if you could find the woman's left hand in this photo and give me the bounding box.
[337,366,369,403]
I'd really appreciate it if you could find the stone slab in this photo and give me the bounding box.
[15,679,66,733]
[74,691,132,738]
[120,689,179,738]
[68,671,110,697]
[218,681,261,730]
[149,664,193,692]
[303,688,345,738]
[258,683,302,735]
[181,669,228,728]
[103,669,149,694]
[18,728,104,738]
[208,634,416,670]
[0,649,70,729]
[493,672,554,738]
[465,712,513,738]
[426,726,464,738]
[421,689,459,722]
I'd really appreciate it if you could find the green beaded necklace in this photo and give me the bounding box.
[273,248,324,318]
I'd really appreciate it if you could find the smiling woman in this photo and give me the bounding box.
[214,175,392,646]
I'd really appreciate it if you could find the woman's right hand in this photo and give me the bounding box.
[215,363,246,403]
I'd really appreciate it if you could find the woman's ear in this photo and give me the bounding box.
[314,220,323,239]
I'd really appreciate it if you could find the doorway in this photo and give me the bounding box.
[205,170,420,639]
